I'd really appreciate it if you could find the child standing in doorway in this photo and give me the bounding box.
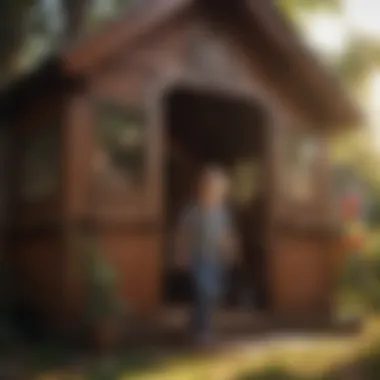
[175,166,238,345]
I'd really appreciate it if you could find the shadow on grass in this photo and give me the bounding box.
[84,350,165,380]
[27,343,166,379]
[348,341,380,380]
[234,365,338,380]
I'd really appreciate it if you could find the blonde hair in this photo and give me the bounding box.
[198,165,229,193]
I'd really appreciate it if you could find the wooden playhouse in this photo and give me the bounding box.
[0,0,362,336]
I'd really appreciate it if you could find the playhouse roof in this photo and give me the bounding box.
[0,0,363,127]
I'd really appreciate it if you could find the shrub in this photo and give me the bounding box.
[77,235,128,350]
[338,253,380,313]
[235,365,339,380]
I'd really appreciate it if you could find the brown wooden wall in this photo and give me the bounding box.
[270,232,338,317]
[5,93,67,331]
[99,231,161,313]
[8,231,65,330]
[62,6,337,320]
[61,16,191,320]
[6,2,339,329]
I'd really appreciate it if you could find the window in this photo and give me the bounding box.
[20,125,61,202]
[94,102,146,193]
[284,132,320,202]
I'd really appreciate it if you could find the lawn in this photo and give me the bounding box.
[27,228,380,380]
[32,316,380,380]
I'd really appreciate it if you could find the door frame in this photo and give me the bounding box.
[150,74,273,309]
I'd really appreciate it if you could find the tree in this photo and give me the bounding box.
[0,0,138,87]
[277,0,380,197]
[277,0,380,89]
[335,36,380,89]
[277,0,341,21]
[61,0,90,43]
[0,0,37,86]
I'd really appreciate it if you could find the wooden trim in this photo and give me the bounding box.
[202,2,322,125]
[273,217,343,238]
[92,219,160,233]
[247,1,362,126]
[10,99,65,225]
[91,99,150,194]
[8,217,159,232]
[161,78,269,120]
[1,1,361,128]
[63,0,193,74]
[85,77,167,219]
[60,0,360,127]
[7,222,62,239]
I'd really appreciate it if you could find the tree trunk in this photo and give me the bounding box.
[61,0,89,43]
[0,1,29,86]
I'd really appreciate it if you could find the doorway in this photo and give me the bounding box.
[162,85,270,311]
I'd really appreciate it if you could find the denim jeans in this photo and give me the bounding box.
[190,258,224,336]
[190,287,218,337]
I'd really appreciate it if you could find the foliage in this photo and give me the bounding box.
[359,342,380,379]
[338,252,380,314]
[0,0,37,85]
[0,0,135,87]
[80,236,126,326]
[277,0,340,23]
[276,0,380,212]
[368,196,380,227]
[277,0,340,13]
[0,318,20,352]
[335,36,380,88]
[235,364,338,380]
[330,131,380,193]
[278,0,380,90]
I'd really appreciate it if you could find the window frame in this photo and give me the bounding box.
[282,129,321,205]
[12,115,63,226]
[19,123,62,204]
[95,101,147,189]
[90,97,159,220]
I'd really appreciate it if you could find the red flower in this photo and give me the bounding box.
[341,194,361,220]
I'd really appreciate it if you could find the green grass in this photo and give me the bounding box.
[30,316,380,380]
[32,228,380,380]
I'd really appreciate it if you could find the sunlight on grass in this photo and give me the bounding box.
[366,230,380,257]
[123,317,380,380]
[33,317,380,380]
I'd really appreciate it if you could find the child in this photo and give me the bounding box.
[175,166,238,345]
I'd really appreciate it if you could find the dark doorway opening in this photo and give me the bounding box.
[162,85,270,311]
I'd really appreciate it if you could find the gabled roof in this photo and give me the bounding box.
[0,0,363,127]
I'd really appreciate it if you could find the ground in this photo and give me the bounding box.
[23,316,380,380]
[5,227,378,380]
